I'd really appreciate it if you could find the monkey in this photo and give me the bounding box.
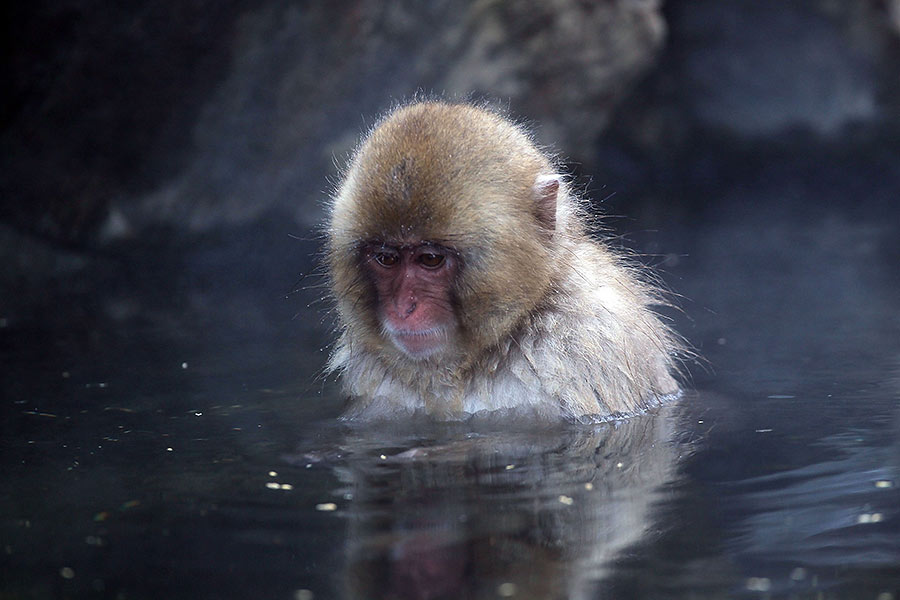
[324,100,682,421]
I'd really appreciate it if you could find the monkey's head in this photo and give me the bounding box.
[327,102,565,367]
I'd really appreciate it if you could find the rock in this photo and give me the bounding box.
[1,0,665,249]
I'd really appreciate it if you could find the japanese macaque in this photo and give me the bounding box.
[325,101,682,421]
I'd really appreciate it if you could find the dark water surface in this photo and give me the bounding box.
[3,149,900,599]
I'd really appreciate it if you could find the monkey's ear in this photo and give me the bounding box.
[533,174,560,231]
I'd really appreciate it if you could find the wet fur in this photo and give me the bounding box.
[326,101,682,421]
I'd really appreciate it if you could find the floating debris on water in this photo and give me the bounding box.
[497,582,517,597]
[745,577,771,592]
[266,482,293,491]
[857,513,883,524]
[21,411,57,418]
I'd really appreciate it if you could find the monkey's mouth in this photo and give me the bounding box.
[385,326,449,359]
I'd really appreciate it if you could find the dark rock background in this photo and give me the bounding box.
[1,0,667,245]
[2,0,899,380]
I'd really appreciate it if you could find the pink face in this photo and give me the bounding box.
[363,243,459,359]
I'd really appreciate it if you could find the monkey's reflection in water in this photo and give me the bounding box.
[332,405,684,600]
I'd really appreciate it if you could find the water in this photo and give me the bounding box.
[3,146,900,598]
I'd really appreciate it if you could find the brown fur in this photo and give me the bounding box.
[326,101,682,421]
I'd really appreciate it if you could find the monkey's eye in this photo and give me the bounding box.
[418,253,445,269]
[373,252,399,267]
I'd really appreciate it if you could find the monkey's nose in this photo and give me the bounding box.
[392,295,417,319]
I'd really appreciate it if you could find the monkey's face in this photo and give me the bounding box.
[328,101,559,366]
[361,242,460,360]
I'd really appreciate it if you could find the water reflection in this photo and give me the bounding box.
[317,404,687,599]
